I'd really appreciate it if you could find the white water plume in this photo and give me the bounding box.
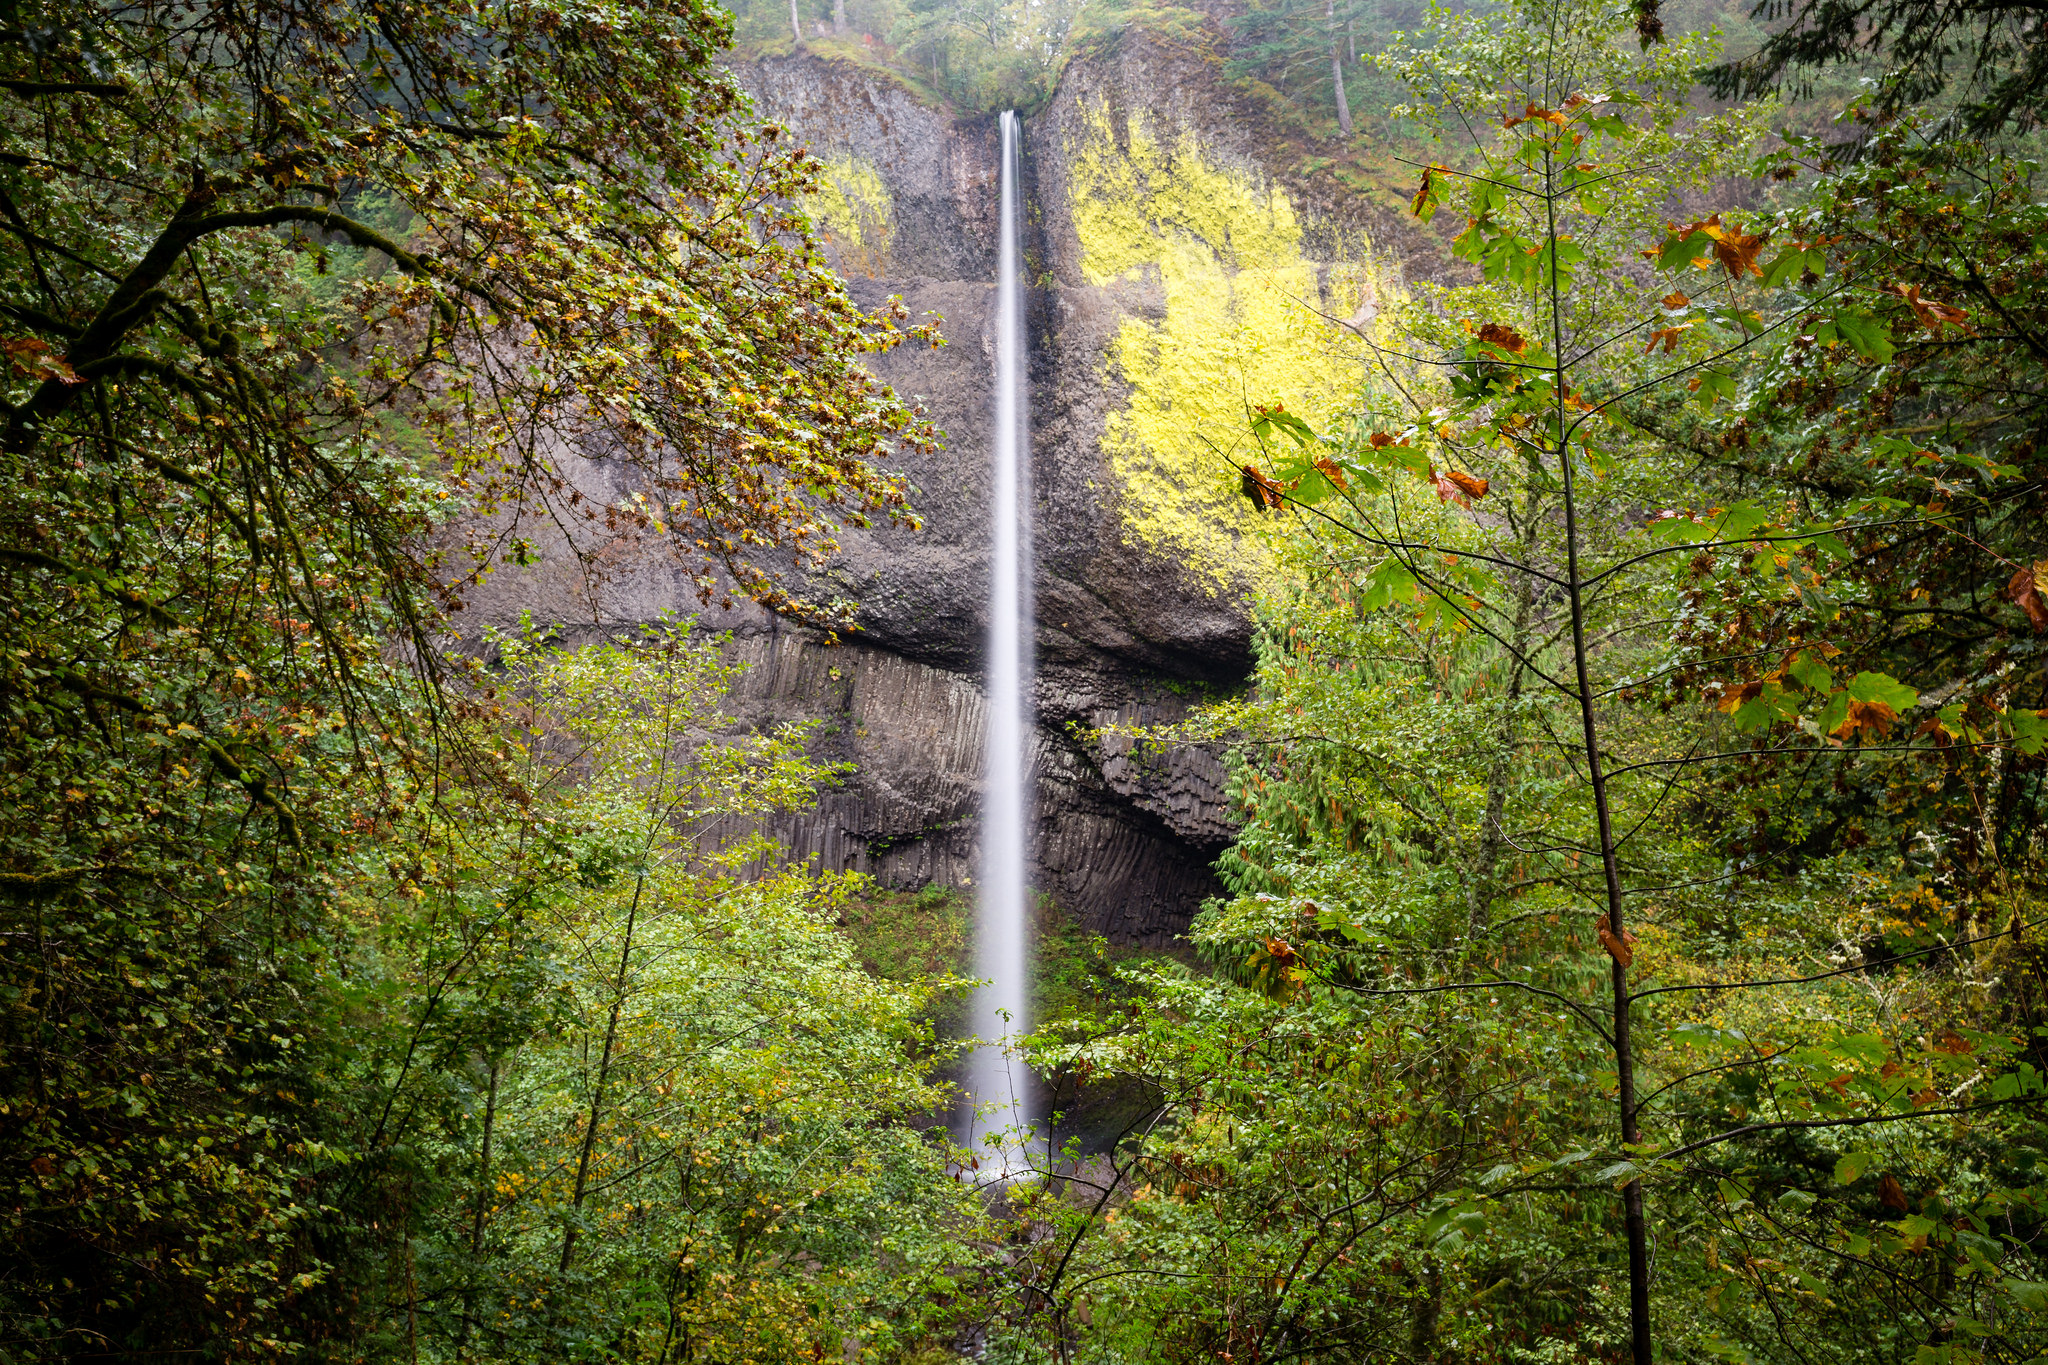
[965,108,1035,1180]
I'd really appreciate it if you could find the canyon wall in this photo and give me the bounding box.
[461,22,1432,943]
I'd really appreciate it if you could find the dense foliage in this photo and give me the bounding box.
[7,0,2048,1362]
[992,2,2048,1363]
[0,0,957,1359]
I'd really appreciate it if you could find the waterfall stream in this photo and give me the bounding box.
[966,108,1035,1176]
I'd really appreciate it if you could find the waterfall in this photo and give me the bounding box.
[967,108,1034,1177]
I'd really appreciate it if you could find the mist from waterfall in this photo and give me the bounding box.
[966,108,1034,1177]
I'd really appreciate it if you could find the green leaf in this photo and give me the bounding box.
[1717,503,1771,540]
[2009,709,2048,756]
[1829,309,1896,362]
[1788,651,1835,693]
[1846,671,1919,711]
[1834,1151,1870,1185]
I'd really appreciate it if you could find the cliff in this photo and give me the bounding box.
[460,23,1427,943]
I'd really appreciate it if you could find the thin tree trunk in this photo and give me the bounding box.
[559,874,646,1275]
[1467,515,1537,937]
[789,0,804,45]
[1545,156,1651,1365]
[1328,0,1354,136]
[471,1055,500,1253]
[833,0,846,34]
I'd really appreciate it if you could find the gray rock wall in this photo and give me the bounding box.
[460,29,1419,942]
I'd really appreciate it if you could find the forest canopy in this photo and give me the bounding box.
[1,0,2046,1363]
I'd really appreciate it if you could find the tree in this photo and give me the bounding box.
[0,0,937,1353]
[1700,0,2048,131]
[371,625,981,1363]
[1003,1,2048,1361]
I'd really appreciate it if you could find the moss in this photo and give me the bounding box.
[1063,97,1392,591]
[803,153,894,278]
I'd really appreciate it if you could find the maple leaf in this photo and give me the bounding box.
[1428,466,1488,507]
[1240,464,1287,513]
[1441,469,1489,500]
[1410,164,1447,219]
[1661,292,1690,309]
[1595,914,1638,968]
[1879,1174,1909,1211]
[1671,215,1769,278]
[1716,679,1764,713]
[1475,322,1528,353]
[2003,558,2048,632]
[1832,698,1898,740]
[3,337,81,385]
[1886,283,1970,334]
[1313,455,1348,491]
[1645,324,1691,354]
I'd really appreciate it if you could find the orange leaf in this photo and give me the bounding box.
[3,337,81,385]
[1313,455,1349,491]
[1645,324,1691,354]
[1886,283,1970,334]
[1595,914,1635,969]
[1717,679,1764,713]
[1661,292,1690,309]
[1832,698,1898,740]
[1441,469,1489,500]
[1241,464,1287,513]
[2004,559,2048,632]
[1476,322,1528,353]
[1429,466,1483,507]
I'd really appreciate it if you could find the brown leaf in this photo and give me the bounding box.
[1475,322,1528,353]
[1886,283,1970,334]
[1240,464,1286,513]
[1661,292,1690,309]
[1878,1174,1908,1211]
[2004,560,2048,632]
[1429,466,1483,507]
[1716,679,1764,713]
[1313,455,1349,491]
[1832,698,1898,740]
[1645,324,1691,354]
[1505,102,1568,128]
[1410,164,1442,217]
[1671,215,1769,278]
[3,337,81,385]
[1595,914,1636,969]
[1441,469,1489,500]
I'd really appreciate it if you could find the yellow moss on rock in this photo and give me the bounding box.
[805,154,894,278]
[1066,97,1384,591]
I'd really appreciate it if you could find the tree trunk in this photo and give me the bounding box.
[1545,161,1651,1365]
[559,875,645,1275]
[789,0,803,45]
[833,0,846,34]
[1328,0,1354,136]
[1466,506,1538,937]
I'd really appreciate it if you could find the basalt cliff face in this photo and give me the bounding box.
[461,27,1426,943]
